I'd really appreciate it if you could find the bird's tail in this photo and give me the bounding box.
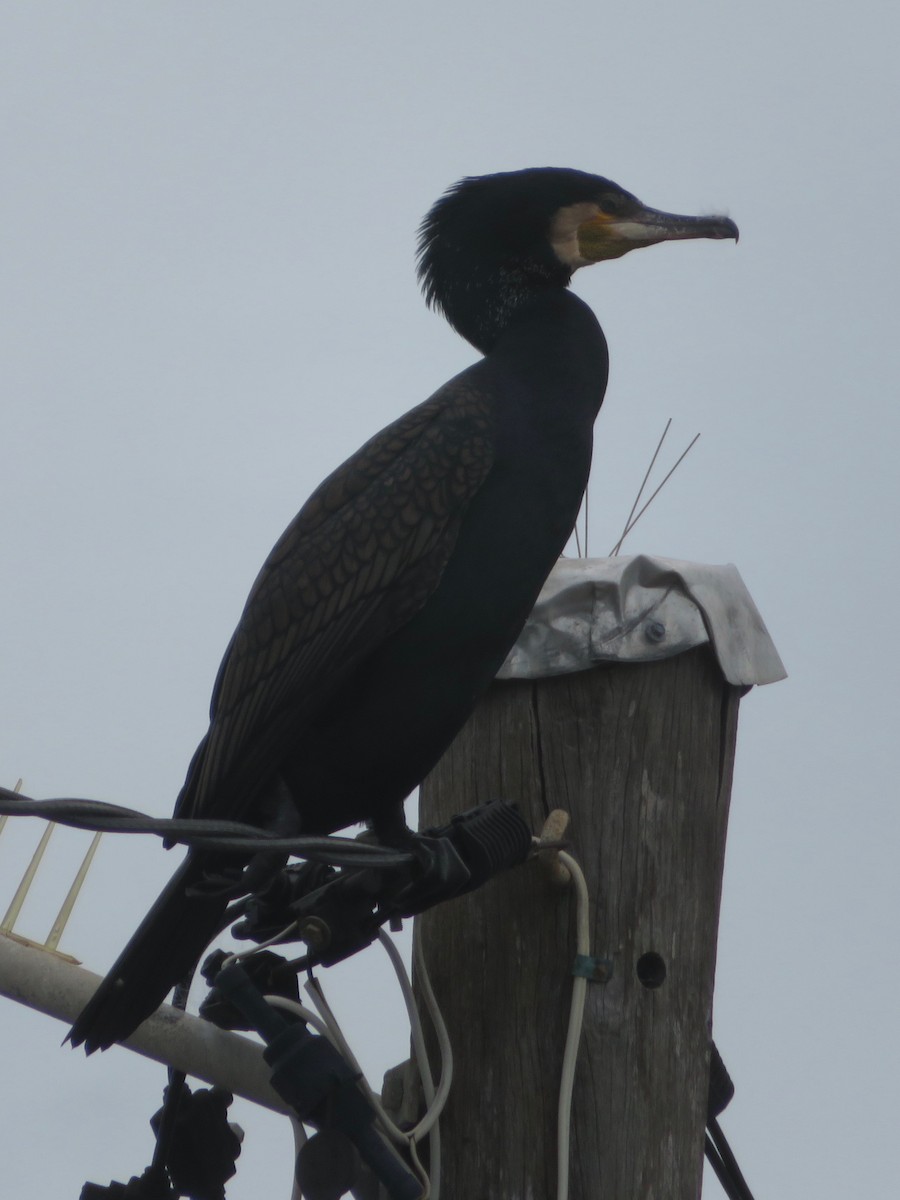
[68,855,230,1053]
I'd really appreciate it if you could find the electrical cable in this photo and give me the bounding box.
[217,929,430,1200]
[221,922,300,967]
[268,991,432,1200]
[406,1137,431,1200]
[408,924,453,1143]
[172,810,748,1200]
[706,1133,739,1199]
[282,926,452,1200]
[376,932,436,1124]
[0,787,413,868]
[303,941,452,1146]
[555,850,591,1200]
[8,774,598,1198]
[376,927,447,1200]
[228,911,444,1200]
[542,840,756,1200]
[0,777,462,1198]
[6,771,599,1198]
[705,1117,756,1200]
[289,1115,307,1200]
[262,995,336,1046]
[147,977,195,1189]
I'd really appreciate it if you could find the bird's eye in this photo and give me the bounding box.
[599,192,629,217]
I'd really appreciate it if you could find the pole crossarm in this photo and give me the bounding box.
[0,931,288,1114]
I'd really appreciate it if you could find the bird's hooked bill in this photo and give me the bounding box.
[576,205,739,262]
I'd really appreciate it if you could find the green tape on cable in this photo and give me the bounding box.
[572,954,613,983]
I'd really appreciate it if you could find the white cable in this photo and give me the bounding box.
[408,1135,432,1200]
[214,898,449,1196]
[295,928,450,1200]
[261,993,332,1039]
[302,935,452,1141]
[220,921,299,969]
[220,849,582,1200]
[302,971,415,1141]
[377,928,435,1113]
[205,896,449,1196]
[555,849,591,1200]
[300,979,358,1065]
[409,925,453,1141]
[265,992,430,1198]
[380,925,449,1200]
[289,1115,306,1200]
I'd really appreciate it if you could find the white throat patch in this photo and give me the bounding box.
[549,201,601,270]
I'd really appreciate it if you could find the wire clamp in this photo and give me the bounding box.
[572,953,612,983]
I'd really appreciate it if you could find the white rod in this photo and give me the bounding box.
[45,831,103,951]
[1,821,56,933]
[0,932,288,1114]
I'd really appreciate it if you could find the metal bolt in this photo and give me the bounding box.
[644,620,666,643]
[590,958,614,984]
[299,916,331,950]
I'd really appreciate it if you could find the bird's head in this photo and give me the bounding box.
[418,167,738,351]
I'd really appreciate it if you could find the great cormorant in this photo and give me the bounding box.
[69,167,737,1052]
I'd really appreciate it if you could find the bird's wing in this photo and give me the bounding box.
[175,380,494,825]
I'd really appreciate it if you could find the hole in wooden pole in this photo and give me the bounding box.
[636,951,667,989]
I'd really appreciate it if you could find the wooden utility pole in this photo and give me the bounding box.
[417,645,743,1199]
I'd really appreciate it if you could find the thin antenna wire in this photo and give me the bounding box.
[612,432,701,555]
[0,777,23,841]
[0,777,102,953]
[583,482,589,558]
[611,419,671,556]
[573,481,590,559]
[1,819,55,934]
[44,831,103,951]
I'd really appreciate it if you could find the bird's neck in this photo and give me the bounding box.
[487,289,609,413]
[441,262,573,354]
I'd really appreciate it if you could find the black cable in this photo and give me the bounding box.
[705,1118,756,1200]
[9,777,758,1200]
[0,787,413,868]
[149,977,193,1182]
[150,1075,188,1180]
[705,1132,739,1199]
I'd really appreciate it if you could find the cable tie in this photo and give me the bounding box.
[572,953,612,983]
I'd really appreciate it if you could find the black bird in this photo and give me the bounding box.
[69,168,737,1052]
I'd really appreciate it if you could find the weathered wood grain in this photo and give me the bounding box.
[416,646,742,1199]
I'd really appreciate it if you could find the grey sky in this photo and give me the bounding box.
[1,3,897,1196]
